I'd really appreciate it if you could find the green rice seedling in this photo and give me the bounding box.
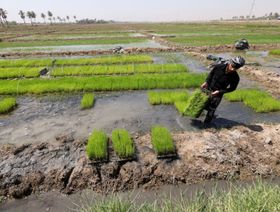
[151,125,175,156]
[0,97,17,114]
[111,129,135,159]
[52,63,187,76]
[0,59,53,67]
[269,49,280,55]
[148,91,189,105]
[184,89,209,118]
[86,130,108,160]
[0,38,147,48]
[0,73,206,95]
[81,93,95,109]
[225,89,280,112]
[174,101,189,114]
[55,55,153,66]
[0,67,42,79]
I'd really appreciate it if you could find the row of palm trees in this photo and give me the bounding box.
[0,8,77,26]
[19,10,77,25]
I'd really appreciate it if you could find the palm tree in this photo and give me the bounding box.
[73,15,77,22]
[0,8,8,26]
[66,15,70,22]
[19,10,26,24]
[31,11,36,23]
[26,11,33,25]
[47,11,53,24]
[57,16,62,23]
[53,17,56,23]
[41,13,46,23]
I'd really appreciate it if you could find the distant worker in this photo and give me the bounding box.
[235,38,250,50]
[201,56,246,124]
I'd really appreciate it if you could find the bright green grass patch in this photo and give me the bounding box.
[80,180,280,212]
[52,64,187,76]
[0,97,17,114]
[0,73,206,95]
[148,91,189,105]
[225,89,280,112]
[269,49,280,55]
[0,38,147,48]
[86,130,108,160]
[0,67,43,79]
[151,125,175,156]
[81,93,95,109]
[0,59,53,68]
[55,55,153,66]
[184,89,209,118]
[111,129,135,158]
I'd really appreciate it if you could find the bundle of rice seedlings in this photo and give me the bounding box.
[184,89,209,118]
[86,130,108,160]
[111,129,135,159]
[81,93,95,109]
[0,97,17,114]
[151,125,175,156]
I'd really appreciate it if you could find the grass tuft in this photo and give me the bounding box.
[225,89,280,112]
[0,97,17,114]
[151,125,175,156]
[269,49,280,55]
[111,129,135,159]
[184,89,209,118]
[86,130,108,160]
[81,93,95,109]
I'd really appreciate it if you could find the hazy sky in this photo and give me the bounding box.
[1,0,280,22]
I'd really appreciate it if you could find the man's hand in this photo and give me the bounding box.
[201,82,208,89]
[211,90,220,97]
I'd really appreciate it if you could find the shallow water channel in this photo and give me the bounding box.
[0,91,279,145]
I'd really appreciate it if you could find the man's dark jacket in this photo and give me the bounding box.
[206,63,240,96]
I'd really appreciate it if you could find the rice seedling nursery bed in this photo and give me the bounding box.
[0,67,44,79]
[151,125,176,158]
[147,91,189,105]
[80,93,95,109]
[0,97,17,114]
[0,73,205,95]
[52,63,187,76]
[0,37,148,48]
[225,89,280,113]
[111,129,135,160]
[86,130,108,162]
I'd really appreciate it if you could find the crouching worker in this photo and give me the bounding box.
[201,56,245,124]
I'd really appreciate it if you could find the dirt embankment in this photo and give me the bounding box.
[1,124,280,200]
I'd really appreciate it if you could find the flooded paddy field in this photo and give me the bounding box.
[0,22,280,210]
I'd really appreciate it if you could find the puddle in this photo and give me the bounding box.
[0,91,279,145]
[0,40,169,53]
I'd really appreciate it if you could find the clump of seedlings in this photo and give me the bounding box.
[269,49,280,55]
[184,89,209,118]
[0,67,42,79]
[0,97,17,114]
[148,91,189,105]
[151,125,176,157]
[0,73,205,95]
[174,101,189,114]
[86,130,108,161]
[55,55,153,66]
[52,64,187,76]
[111,129,135,159]
[81,93,95,109]
[225,89,280,112]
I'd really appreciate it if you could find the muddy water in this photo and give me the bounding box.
[2,178,280,212]
[0,40,169,53]
[0,91,279,145]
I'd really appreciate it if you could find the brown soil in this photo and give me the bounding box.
[1,124,280,200]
